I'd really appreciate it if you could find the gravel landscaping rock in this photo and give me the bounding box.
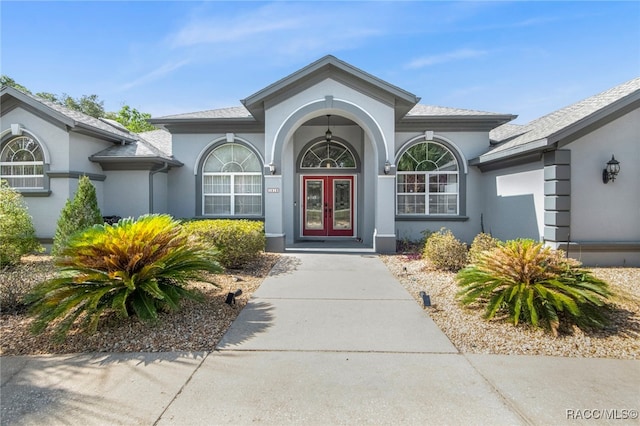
[2,253,638,359]
[0,254,280,355]
[381,255,640,360]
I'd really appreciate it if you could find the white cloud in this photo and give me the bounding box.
[170,17,301,48]
[118,59,191,91]
[165,2,389,60]
[405,49,489,69]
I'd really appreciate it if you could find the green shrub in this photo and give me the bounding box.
[52,175,103,255]
[468,233,500,265]
[456,239,611,336]
[183,219,265,269]
[0,180,42,268]
[27,214,222,341]
[422,228,468,272]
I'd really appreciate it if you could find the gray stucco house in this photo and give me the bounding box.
[2,56,638,265]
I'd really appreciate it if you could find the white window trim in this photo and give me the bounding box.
[395,138,465,217]
[202,171,262,216]
[0,136,46,189]
[397,171,459,215]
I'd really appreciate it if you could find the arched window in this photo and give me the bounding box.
[396,141,459,215]
[202,143,262,216]
[300,141,357,169]
[0,136,45,188]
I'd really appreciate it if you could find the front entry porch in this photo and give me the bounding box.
[285,238,375,253]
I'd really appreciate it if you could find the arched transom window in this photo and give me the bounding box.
[0,136,45,189]
[396,141,459,215]
[202,143,262,216]
[301,141,356,169]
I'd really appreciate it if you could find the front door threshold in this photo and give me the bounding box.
[286,240,375,253]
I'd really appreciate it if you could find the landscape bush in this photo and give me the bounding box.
[456,239,612,335]
[468,232,501,265]
[52,175,103,255]
[27,214,222,341]
[0,180,42,268]
[183,219,265,269]
[422,228,468,272]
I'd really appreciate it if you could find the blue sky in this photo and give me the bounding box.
[2,1,639,124]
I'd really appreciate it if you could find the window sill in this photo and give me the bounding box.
[194,215,265,221]
[395,215,469,222]
[16,189,51,197]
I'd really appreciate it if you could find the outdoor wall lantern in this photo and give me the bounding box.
[602,155,620,184]
[384,161,391,174]
[269,162,276,175]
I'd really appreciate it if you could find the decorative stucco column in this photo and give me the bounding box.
[543,150,571,248]
[375,170,397,253]
[264,173,285,252]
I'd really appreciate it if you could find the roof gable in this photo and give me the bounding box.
[476,77,640,166]
[1,86,137,143]
[241,55,420,122]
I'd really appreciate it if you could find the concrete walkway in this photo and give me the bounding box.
[2,253,638,425]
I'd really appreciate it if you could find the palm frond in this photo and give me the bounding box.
[27,214,222,340]
[455,238,613,334]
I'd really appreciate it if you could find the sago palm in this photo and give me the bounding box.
[27,214,222,341]
[456,239,611,335]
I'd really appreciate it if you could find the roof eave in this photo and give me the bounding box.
[471,138,549,167]
[150,118,264,134]
[2,86,137,143]
[73,123,136,144]
[1,86,75,127]
[398,114,517,132]
[89,155,183,168]
[148,117,256,125]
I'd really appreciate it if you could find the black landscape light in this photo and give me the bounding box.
[419,291,431,308]
[225,289,243,305]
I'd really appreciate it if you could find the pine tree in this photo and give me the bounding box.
[52,176,103,255]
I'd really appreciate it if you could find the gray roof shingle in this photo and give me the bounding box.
[90,129,178,164]
[1,86,182,164]
[407,104,509,117]
[138,129,172,156]
[154,103,509,122]
[484,77,640,160]
[153,106,253,120]
[14,88,136,141]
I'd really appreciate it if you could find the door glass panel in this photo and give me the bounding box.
[305,180,323,230]
[333,179,351,230]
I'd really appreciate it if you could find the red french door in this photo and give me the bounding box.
[303,175,354,237]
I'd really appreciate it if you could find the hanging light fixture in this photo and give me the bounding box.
[325,114,332,143]
[324,115,333,168]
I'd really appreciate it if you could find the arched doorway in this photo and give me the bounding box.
[298,138,360,239]
[265,96,395,253]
